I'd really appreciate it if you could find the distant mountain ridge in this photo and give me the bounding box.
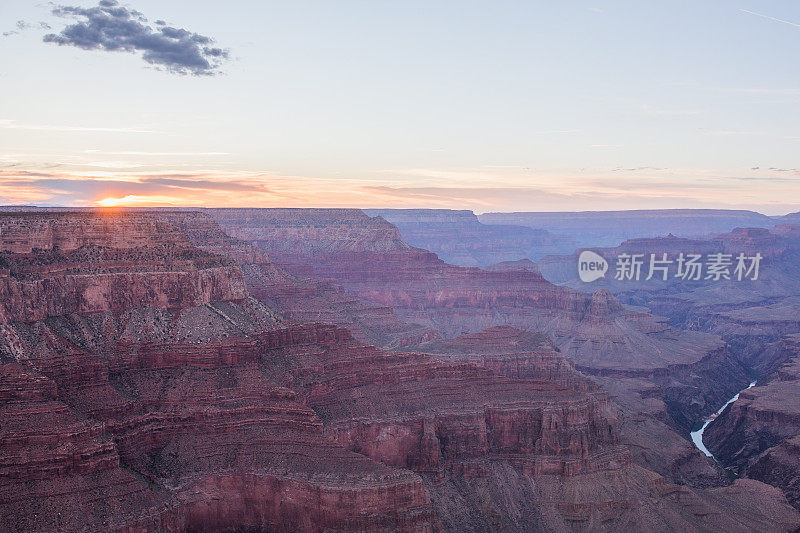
[479,208,778,248]
[366,208,577,267]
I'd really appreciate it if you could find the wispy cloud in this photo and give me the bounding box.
[2,20,50,38]
[640,104,704,117]
[84,161,145,168]
[84,149,230,156]
[44,0,230,76]
[702,129,765,137]
[1,165,798,215]
[0,119,155,133]
[740,8,800,29]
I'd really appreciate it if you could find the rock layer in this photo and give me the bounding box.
[705,334,800,508]
[0,210,439,532]
[2,208,799,532]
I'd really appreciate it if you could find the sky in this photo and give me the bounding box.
[0,0,799,214]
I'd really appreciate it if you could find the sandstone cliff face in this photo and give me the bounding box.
[414,326,736,488]
[266,330,621,476]
[210,207,411,256]
[413,326,593,390]
[0,212,248,323]
[537,226,800,369]
[705,334,800,508]
[0,210,191,253]
[0,211,440,532]
[257,325,799,532]
[0,362,179,532]
[158,209,436,349]
[209,209,747,426]
[3,208,800,532]
[206,208,758,492]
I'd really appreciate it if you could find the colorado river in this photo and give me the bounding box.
[690,380,757,460]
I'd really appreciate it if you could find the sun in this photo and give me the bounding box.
[96,195,142,207]
[96,195,179,207]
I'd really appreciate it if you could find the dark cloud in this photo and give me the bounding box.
[43,0,230,76]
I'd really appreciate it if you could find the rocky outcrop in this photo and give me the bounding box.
[259,325,799,532]
[485,258,542,273]
[159,209,436,349]
[413,326,593,390]
[270,331,622,476]
[0,210,191,253]
[210,207,411,257]
[0,362,178,532]
[414,326,736,488]
[537,226,800,369]
[0,211,440,532]
[0,211,248,323]
[209,208,754,484]
[705,334,800,508]
[3,208,799,532]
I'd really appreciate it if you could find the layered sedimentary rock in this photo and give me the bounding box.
[413,326,734,488]
[0,362,177,532]
[258,325,799,532]
[207,207,763,495]
[537,226,800,368]
[157,209,435,348]
[4,208,799,532]
[0,210,439,532]
[0,209,191,253]
[485,258,541,273]
[366,209,576,267]
[413,326,591,389]
[705,334,800,508]
[210,208,749,428]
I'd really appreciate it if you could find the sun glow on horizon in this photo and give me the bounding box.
[96,195,177,207]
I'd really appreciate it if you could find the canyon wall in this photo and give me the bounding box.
[209,208,750,435]
[2,208,799,532]
[705,334,800,508]
[0,210,440,532]
[157,209,436,348]
[536,226,800,368]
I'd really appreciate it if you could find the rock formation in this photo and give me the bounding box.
[536,226,800,369]
[2,208,799,532]
[157,209,436,349]
[0,210,439,532]
[208,208,750,435]
[705,334,800,508]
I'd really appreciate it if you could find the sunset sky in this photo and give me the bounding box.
[1,0,799,213]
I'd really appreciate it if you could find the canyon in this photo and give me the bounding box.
[1,207,799,531]
[479,209,777,248]
[365,209,576,267]
[704,334,800,509]
[209,208,752,435]
[535,225,800,367]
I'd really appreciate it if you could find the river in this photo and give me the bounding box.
[690,380,757,460]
